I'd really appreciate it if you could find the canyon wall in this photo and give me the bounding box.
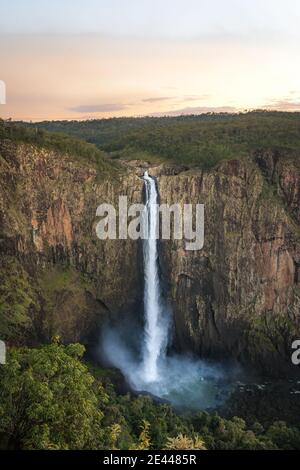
[0,140,143,345]
[155,156,300,375]
[1,139,299,375]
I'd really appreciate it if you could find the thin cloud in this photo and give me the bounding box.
[69,103,127,113]
[264,98,300,111]
[142,96,175,103]
[183,94,211,102]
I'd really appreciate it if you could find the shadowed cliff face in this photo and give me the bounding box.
[0,139,299,375]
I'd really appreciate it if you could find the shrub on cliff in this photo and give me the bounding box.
[0,257,38,344]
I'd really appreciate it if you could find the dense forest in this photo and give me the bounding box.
[23,111,300,168]
[1,342,300,450]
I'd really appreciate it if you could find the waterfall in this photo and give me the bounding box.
[101,171,231,410]
[142,171,168,382]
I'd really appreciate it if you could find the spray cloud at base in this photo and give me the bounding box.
[101,324,239,410]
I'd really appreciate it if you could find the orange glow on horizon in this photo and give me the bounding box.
[1,34,300,121]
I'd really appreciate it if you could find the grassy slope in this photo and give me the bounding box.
[0,118,120,176]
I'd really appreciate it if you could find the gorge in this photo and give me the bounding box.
[1,115,300,448]
[1,133,300,379]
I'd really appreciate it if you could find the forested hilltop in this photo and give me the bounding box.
[0,119,119,176]
[24,111,300,168]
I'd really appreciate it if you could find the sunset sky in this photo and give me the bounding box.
[1,0,300,121]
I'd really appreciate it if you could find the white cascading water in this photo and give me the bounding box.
[141,171,167,382]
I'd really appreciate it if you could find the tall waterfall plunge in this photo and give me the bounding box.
[142,171,168,382]
[100,171,237,410]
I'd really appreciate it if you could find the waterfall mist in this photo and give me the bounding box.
[100,171,239,410]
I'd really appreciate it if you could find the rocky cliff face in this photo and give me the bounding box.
[1,139,299,376]
[0,140,143,345]
[154,157,300,376]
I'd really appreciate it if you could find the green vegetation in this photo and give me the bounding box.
[24,111,300,169]
[0,343,103,449]
[0,257,39,343]
[0,343,299,450]
[0,118,118,175]
[165,434,206,450]
[4,111,300,169]
[0,259,102,346]
[38,266,98,343]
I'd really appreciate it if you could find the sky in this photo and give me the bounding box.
[0,0,300,121]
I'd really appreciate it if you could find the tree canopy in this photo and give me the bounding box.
[23,111,300,169]
[1,343,300,450]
